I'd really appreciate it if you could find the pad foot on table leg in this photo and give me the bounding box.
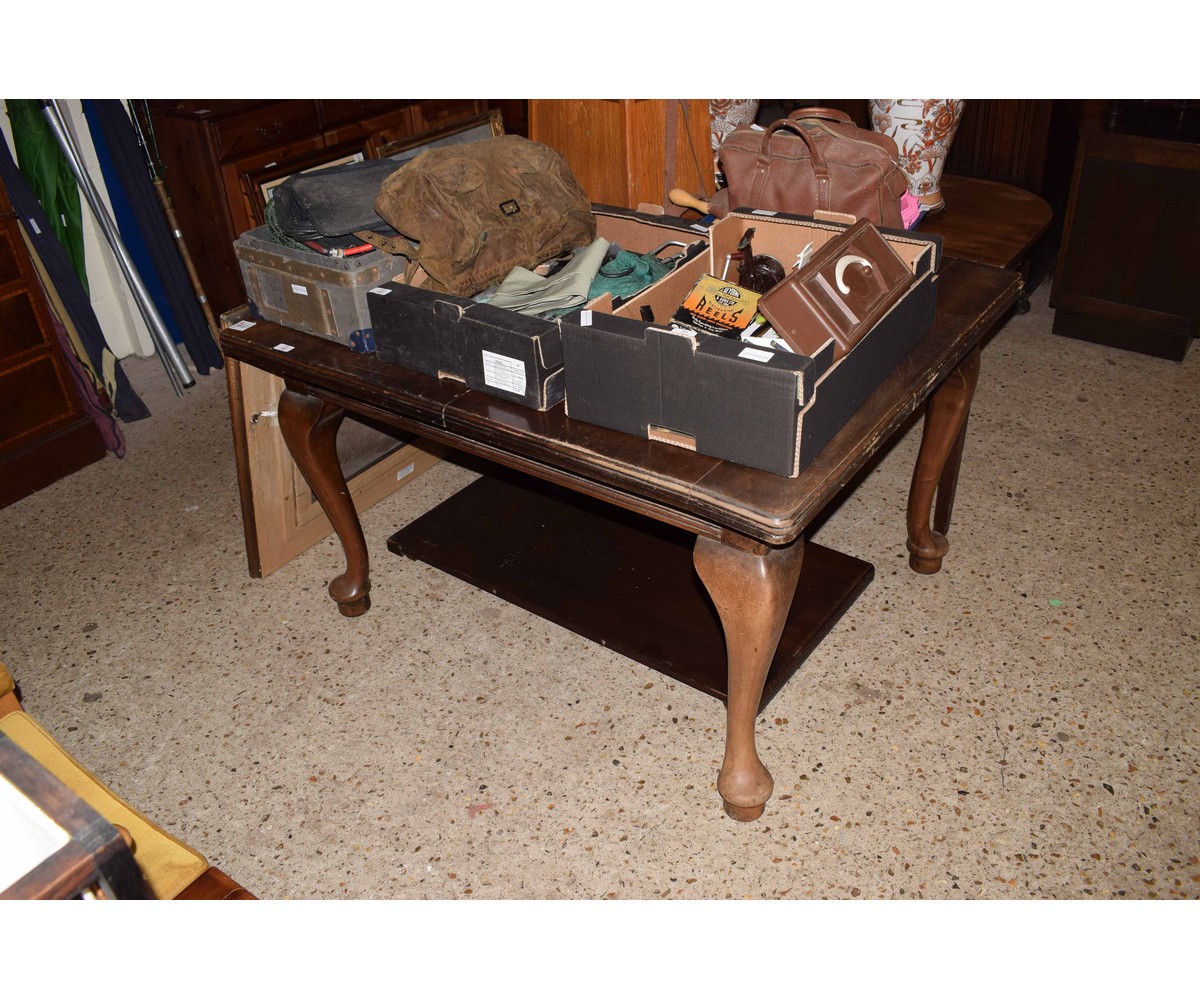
[722,798,768,823]
[330,587,371,618]
[908,531,950,575]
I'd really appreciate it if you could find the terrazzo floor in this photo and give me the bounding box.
[2,282,1197,904]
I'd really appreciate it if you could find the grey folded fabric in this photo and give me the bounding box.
[484,237,610,317]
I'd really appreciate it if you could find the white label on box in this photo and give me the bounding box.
[228,319,257,331]
[481,350,527,396]
[369,286,392,295]
[580,310,593,326]
[291,284,309,296]
[273,343,296,353]
[738,347,775,363]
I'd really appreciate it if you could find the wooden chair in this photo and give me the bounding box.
[0,659,254,899]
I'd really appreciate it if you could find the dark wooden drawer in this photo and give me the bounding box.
[0,220,22,287]
[0,353,73,446]
[318,99,409,129]
[208,101,322,161]
[0,290,48,359]
[414,99,487,132]
[320,104,416,148]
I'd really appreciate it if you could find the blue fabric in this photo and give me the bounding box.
[82,99,182,346]
[82,100,223,375]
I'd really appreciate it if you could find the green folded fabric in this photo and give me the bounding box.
[485,238,611,317]
[588,247,676,302]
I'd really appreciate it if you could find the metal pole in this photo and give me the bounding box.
[40,99,195,393]
[128,101,221,346]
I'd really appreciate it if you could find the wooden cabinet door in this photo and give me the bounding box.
[529,99,716,211]
[1050,129,1200,360]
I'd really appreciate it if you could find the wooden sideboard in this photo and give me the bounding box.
[0,176,106,509]
[1049,101,1199,360]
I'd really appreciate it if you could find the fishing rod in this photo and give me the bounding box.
[128,99,220,347]
[40,99,194,394]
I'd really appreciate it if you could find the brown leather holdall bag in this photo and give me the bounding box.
[711,107,907,228]
[361,135,597,298]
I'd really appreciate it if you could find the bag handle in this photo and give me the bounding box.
[788,106,855,125]
[748,118,830,212]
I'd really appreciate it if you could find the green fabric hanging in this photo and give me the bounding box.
[6,98,88,294]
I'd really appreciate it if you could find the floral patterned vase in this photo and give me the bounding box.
[708,100,760,185]
[869,100,965,211]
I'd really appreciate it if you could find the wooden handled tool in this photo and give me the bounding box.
[669,188,710,215]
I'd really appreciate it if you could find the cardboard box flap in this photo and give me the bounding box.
[723,210,942,277]
[592,203,712,242]
[465,300,563,371]
[692,329,815,406]
[558,311,658,437]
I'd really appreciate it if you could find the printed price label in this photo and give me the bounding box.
[481,350,527,396]
[738,347,774,363]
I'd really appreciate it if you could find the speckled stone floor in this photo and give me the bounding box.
[2,282,1197,901]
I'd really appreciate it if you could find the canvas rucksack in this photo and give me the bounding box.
[359,135,597,297]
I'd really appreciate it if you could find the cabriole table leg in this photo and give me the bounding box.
[277,387,371,617]
[906,345,982,574]
[694,532,804,821]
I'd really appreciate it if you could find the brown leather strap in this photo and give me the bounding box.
[789,106,853,124]
[354,229,420,258]
[750,119,831,211]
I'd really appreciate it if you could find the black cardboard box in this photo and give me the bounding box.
[368,206,709,410]
[560,211,942,476]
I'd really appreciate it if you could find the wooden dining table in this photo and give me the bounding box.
[220,255,1020,821]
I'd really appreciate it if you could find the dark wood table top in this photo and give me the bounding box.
[220,257,1020,547]
[919,175,1053,270]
